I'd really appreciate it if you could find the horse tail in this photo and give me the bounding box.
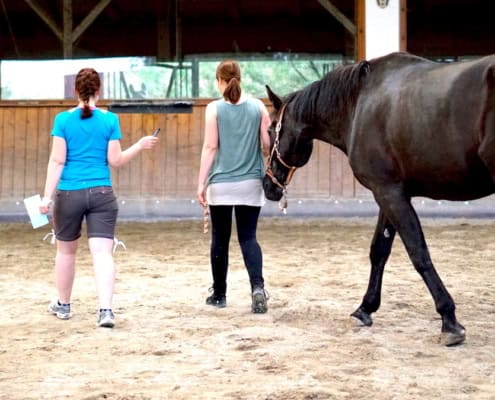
[477,64,495,171]
[479,64,495,138]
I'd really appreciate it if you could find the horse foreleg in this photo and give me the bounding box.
[375,190,465,346]
[351,210,396,327]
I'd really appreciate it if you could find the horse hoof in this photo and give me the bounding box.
[350,308,373,327]
[440,329,466,346]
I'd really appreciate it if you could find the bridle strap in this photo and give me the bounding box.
[265,103,298,190]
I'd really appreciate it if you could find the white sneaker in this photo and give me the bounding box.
[48,300,72,320]
[97,309,115,328]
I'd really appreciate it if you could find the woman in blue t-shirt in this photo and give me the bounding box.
[40,68,158,328]
[197,60,271,313]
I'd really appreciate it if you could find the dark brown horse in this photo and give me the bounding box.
[264,52,495,346]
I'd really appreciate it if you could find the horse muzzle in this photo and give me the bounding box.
[263,175,284,201]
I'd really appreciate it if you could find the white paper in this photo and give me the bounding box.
[24,194,49,229]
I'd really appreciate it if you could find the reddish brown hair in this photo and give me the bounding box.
[216,60,242,104]
[75,68,100,119]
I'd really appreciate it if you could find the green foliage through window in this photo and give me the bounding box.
[0,54,345,100]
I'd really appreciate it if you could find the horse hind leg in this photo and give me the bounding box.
[375,189,465,346]
[351,210,396,327]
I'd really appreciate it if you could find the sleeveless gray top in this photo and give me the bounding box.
[207,97,264,185]
[206,97,266,206]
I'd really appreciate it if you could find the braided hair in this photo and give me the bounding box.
[75,68,100,119]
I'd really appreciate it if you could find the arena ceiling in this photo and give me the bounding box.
[0,0,494,61]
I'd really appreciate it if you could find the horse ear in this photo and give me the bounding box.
[266,85,283,111]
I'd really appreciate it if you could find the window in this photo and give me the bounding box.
[0,54,345,100]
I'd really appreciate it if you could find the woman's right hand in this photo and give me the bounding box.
[197,184,207,208]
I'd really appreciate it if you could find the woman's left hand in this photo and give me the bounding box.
[39,197,53,214]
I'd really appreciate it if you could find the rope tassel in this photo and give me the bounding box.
[279,189,288,214]
[113,237,127,253]
[42,229,56,245]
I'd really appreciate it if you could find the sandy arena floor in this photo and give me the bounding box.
[0,217,494,399]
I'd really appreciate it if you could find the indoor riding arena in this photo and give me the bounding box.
[1,1,495,399]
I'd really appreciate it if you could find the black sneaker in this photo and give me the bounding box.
[251,287,268,314]
[206,294,226,308]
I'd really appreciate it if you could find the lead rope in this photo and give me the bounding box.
[203,205,210,234]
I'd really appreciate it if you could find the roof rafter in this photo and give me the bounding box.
[24,0,112,58]
[316,0,356,35]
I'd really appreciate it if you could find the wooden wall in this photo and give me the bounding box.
[0,99,369,214]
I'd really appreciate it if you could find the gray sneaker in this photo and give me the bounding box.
[97,309,115,328]
[251,287,268,314]
[48,300,72,320]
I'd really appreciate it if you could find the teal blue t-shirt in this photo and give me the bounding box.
[207,98,264,185]
[51,107,122,190]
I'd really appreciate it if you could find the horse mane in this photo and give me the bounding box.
[285,61,370,124]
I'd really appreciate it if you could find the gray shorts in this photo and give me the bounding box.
[53,186,119,241]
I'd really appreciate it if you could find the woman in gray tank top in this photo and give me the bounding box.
[197,60,271,313]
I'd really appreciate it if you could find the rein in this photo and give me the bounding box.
[265,103,298,212]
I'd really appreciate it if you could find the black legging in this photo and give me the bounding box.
[209,205,264,296]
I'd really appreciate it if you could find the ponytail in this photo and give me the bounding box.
[216,60,242,104]
[223,77,241,104]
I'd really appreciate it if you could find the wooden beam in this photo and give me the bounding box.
[288,0,301,17]
[317,0,356,35]
[24,0,63,41]
[175,0,181,61]
[227,0,240,21]
[72,0,112,43]
[157,15,170,60]
[63,0,72,58]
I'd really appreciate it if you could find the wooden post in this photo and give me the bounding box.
[175,0,182,61]
[63,0,73,59]
[400,0,407,52]
[356,0,366,61]
[157,1,171,61]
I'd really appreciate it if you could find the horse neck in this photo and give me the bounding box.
[312,116,351,155]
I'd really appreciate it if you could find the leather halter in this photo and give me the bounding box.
[265,103,298,191]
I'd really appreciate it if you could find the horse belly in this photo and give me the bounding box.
[394,133,493,199]
[405,167,495,201]
[350,119,495,201]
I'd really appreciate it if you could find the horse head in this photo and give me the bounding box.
[263,85,314,202]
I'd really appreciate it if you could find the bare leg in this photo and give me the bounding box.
[55,239,79,304]
[89,237,115,310]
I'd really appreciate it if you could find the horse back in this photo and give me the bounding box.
[349,53,495,200]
